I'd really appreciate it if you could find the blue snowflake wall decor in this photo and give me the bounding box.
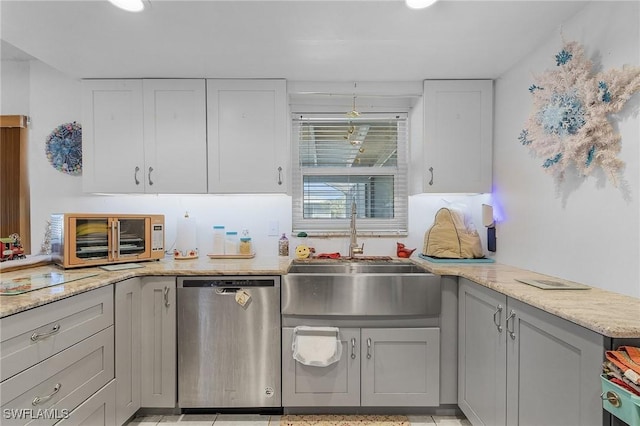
[46,122,82,176]
[519,41,640,185]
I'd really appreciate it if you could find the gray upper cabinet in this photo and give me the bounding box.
[458,278,604,426]
[417,80,493,194]
[82,79,207,194]
[207,79,288,193]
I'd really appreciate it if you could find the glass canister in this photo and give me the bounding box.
[225,231,239,255]
[239,237,252,255]
[212,225,225,255]
[278,233,289,257]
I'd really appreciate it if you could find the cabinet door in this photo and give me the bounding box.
[458,278,507,426]
[423,80,492,193]
[140,277,176,408]
[207,79,287,193]
[82,80,145,193]
[143,79,207,193]
[505,298,604,426]
[361,328,440,407]
[114,278,141,425]
[282,327,360,407]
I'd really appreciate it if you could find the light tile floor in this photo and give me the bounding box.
[126,414,471,426]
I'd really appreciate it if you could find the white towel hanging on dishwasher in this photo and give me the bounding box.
[292,326,342,367]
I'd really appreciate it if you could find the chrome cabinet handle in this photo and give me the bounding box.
[148,166,154,186]
[366,337,372,359]
[493,304,503,332]
[428,167,434,186]
[31,324,60,341]
[134,166,140,185]
[351,338,356,359]
[277,166,283,185]
[506,310,516,340]
[163,286,170,307]
[32,383,61,406]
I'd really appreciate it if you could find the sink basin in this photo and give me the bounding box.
[283,260,440,317]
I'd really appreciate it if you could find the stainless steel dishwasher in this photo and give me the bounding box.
[177,276,281,409]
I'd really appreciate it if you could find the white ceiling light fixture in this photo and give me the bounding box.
[108,0,145,13]
[405,0,438,10]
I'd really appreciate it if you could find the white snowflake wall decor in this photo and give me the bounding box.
[519,41,640,186]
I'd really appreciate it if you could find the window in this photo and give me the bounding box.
[292,113,408,235]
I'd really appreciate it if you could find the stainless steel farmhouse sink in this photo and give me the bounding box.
[282,260,441,317]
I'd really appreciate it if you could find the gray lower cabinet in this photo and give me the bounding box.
[361,328,440,407]
[283,328,360,406]
[114,277,176,425]
[114,278,142,425]
[282,327,440,407]
[140,277,176,408]
[458,278,604,426]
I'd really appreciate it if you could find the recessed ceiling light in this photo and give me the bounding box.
[405,0,438,9]
[108,0,144,12]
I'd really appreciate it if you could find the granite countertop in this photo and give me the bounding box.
[1,255,638,339]
[411,258,640,339]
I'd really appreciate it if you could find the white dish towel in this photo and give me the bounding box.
[292,326,342,367]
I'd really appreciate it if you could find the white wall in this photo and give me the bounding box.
[493,1,640,297]
[0,59,29,115]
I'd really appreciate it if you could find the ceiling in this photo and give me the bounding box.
[1,0,590,81]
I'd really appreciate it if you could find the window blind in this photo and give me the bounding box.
[292,113,408,235]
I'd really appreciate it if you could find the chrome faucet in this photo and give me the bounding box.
[349,200,364,258]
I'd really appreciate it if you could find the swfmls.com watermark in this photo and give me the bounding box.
[3,408,70,420]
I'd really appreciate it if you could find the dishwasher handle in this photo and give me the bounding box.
[178,277,278,288]
[215,288,241,295]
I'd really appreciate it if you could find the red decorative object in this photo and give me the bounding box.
[1,234,26,262]
[396,242,416,258]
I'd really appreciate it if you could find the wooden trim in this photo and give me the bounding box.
[0,115,28,128]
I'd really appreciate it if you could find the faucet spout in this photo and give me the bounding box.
[349,200,364,258]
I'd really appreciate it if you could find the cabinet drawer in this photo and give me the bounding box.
[601,375,640,426]
[0,285,113,381]
[57,380,116,426]
[0,326,114,426]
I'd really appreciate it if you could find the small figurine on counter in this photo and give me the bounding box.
[396,242,416,258]
[1,233,26,262]
[295,245,311,260]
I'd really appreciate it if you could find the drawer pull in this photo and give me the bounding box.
[601,390,621,407]
[32,383,62,406]
[31,324,61,341]
[366,337,372,359]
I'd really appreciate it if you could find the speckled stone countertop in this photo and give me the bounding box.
[411,258,640,339]
[1,255,638,338]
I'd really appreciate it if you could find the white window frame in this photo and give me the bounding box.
[291,112,409,236]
